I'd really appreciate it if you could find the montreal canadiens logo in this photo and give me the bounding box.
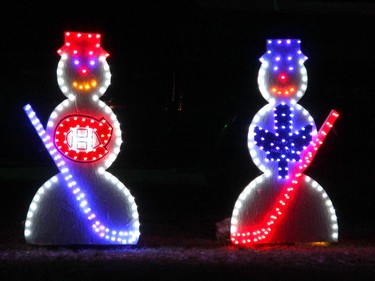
[54,115,113,162]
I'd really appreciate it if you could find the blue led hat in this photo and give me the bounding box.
[258,39,309,105]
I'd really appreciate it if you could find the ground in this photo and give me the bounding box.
[1,232,375,281]
[1,179,375,280]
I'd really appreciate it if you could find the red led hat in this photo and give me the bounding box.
[57,31,109,57]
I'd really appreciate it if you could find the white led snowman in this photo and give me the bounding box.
[24,32,140,245]
[230,39,338,245]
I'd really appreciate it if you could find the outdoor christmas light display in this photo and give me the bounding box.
[230,39,340,245]
[23,32,140,245]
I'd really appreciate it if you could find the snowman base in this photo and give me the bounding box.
[25,171,140,245]
[231,174,338,245]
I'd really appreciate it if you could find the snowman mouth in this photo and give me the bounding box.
[270,85,296,96]
[72,79,98,91]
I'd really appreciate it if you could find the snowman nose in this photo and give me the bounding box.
[80,67,88,75]
[278,73,288,83]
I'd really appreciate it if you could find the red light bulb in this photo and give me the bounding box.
[278,73,288,83]
[80,67,88,75]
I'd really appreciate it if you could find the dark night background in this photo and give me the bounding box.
[0,0,374,279]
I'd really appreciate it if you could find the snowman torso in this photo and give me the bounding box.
[249,103,316,179]
[46,99,121,170]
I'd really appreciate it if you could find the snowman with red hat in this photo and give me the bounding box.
[24,32,140,245]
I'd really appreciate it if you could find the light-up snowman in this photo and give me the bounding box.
[230,39,339,245]
[24,32,140,245]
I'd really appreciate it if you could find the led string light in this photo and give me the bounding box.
[233,39,338,246]
[54,115,112,162]
[72,79,98,91]
[57,53,111,100]
[57,32,109,58]
[56,32,111,99]
[46,98,122,170]
[253,103,313,179]
[231,110,339,245]
[24,104,140,244]
[258,39,308,105]
[248,103,316,177]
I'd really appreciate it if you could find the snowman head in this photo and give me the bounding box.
[56,32,111,101]
[258,39,308,105]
